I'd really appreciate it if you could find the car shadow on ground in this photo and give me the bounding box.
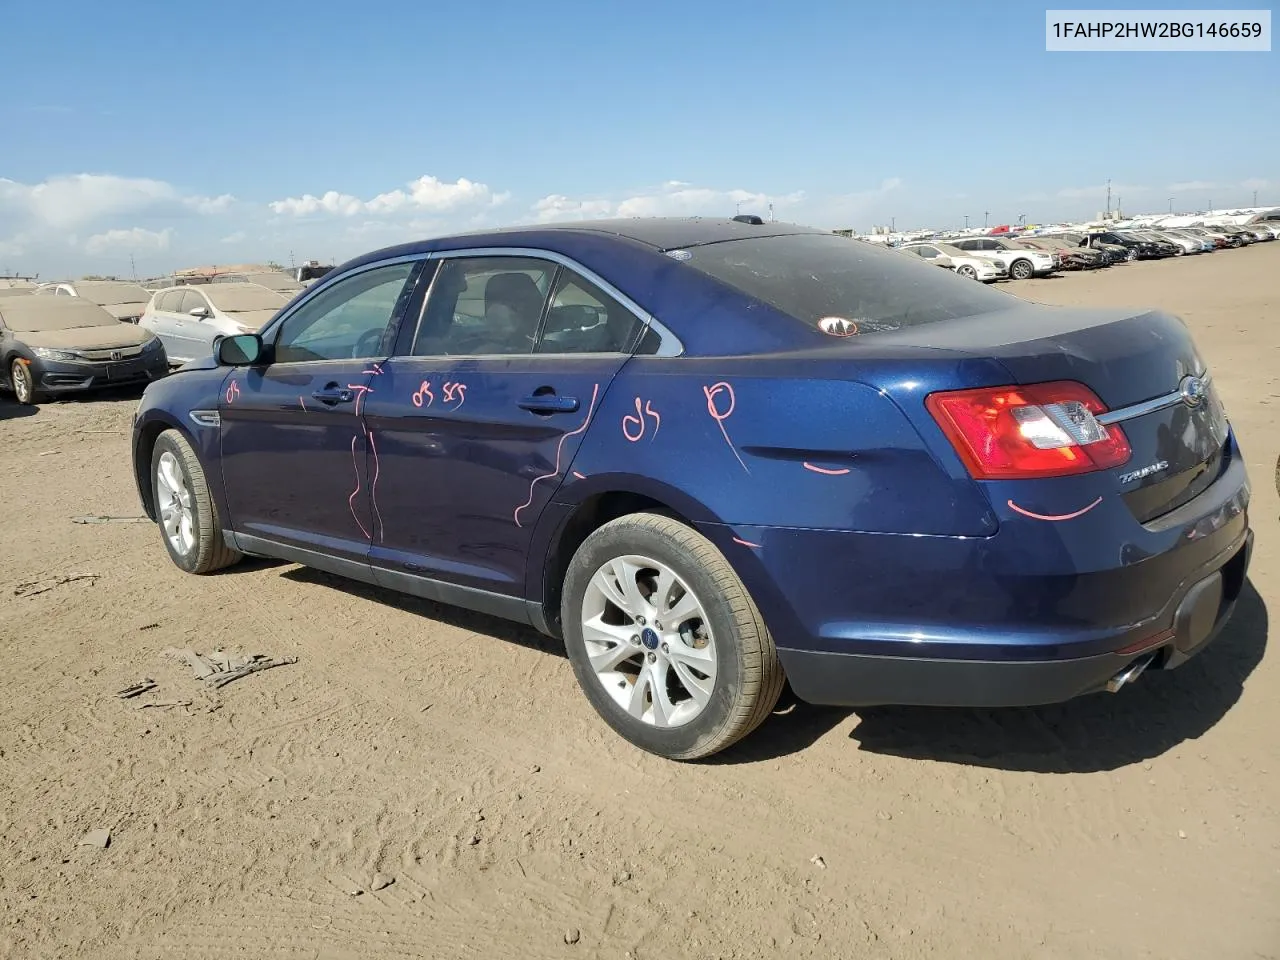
[280,565,567,660]
[727,579,1267,772]
[0,398,37,420]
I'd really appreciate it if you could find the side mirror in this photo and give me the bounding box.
[216,333,264,366]
[189,306,211,319]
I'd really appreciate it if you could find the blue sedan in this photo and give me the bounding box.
[130,217,1252,759]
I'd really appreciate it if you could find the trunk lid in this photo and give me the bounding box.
[871,304,1231,522]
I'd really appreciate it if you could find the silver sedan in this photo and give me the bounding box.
[140,282,290,365]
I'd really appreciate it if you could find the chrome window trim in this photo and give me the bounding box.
[257,253,428,346]
[424,246,684,358]
[1096,372,1212,426]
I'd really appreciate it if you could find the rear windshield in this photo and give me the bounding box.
[679,233,1013,334]
[78,282,150,306]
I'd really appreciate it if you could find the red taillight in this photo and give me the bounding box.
[925,380,1131,479]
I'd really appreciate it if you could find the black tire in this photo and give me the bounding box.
[561,512,785,760]
[150,429,242,574]
[1009,258,1034,280]
[10,358,40,405]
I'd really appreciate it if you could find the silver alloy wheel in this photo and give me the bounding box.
[581,555,717,728]
[957,265,976,279]
[155,450,196,556]
[11,360,31,403]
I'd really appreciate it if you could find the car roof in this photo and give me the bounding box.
[446,217,825,251]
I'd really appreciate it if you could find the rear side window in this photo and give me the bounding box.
[681,234,1011,334]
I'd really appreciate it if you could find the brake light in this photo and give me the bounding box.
[926,381,1131,479]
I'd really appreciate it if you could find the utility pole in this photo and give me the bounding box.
[1168,198,1173,214]
[768,202,774,222]
[735,201,742,216]
[289,250,296,269]
[890,216,895,231]
[1254,190,1258,206]
[984,211,989,228]
[1105,179,1112,216]
[1018,213,1026,226]
[964,215,970,229]
[130,254,137,282]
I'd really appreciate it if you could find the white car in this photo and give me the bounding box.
[140,282,290,365]
[210,271,306,296]
[898,243,1007,282]
[946,237,1058,280]
[34,280,152,322]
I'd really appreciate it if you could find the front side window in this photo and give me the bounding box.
[412,256,555,357]
[535,270,642,354]
[156,290,182,312]
[274,261,416,363]
[179,290,210,315]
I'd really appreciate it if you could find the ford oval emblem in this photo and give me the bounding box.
[1179,375,1207,408]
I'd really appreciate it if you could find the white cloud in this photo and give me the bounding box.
[0,174,231,228]
[85,226,172,256]
[1170,180,1218,193]
[1241,178,1272,192]
[530,181,806,224]
[219,231,247,245]
[270,174,498,218]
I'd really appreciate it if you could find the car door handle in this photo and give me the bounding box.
[312,386,353,405]
[518,394,579,414]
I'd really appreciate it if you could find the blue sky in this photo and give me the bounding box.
[1,0,1275,277]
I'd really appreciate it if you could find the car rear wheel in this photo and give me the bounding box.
[10,358,39,405]
[1009,258,1034,280]
[956,265,977,279]
[1126,248,1138,261]
[562,512,785,760]
[151,429,242,574]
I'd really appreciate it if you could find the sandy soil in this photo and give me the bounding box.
[2,245,1277,960]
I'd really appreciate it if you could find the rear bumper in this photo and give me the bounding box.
[780,528,1252,707]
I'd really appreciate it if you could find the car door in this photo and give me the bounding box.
[218,258,424,569]
[363,252,642,603]
[144,289,185,359]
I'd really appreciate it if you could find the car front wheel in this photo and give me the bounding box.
[1009,258,1034,280]
[562,512,785,760]
[151,429,242,574]
[10,358,39,405]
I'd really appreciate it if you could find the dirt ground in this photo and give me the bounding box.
[2,245,1277,960]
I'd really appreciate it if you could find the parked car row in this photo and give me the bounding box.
[885,219,1277,281]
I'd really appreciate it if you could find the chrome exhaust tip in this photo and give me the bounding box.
[1105,653,1157,693]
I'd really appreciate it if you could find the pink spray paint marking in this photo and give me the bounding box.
[1007,496,1103,522]
[347,434,371,540]
[514,383,601,528]
[703,382,748,473]
[369,429,384,543]
[412,380,434,408]
[362,362,385,376]
[622,396,662,442]
[347,384,372,416]
[224,380,241,404]
[298,396,307,412]
[732,536,762,550]
[803,462,851,476]
[442,381,467,409]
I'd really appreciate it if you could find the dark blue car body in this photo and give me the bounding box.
[131,218,1252,712]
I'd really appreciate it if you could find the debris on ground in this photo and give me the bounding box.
[161,648,297,688]
[138,623,160,632]
[115,679,158,699]
[71,515,150,525]
[809,855,826,869]
[370,872,394,891]
[14,574,99,598]
[79,829,110,849]
[135,700,192,710]
[564,928,581,945]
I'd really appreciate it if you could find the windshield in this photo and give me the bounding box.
[1,299,118,332]
[680,233,1013,334]
[205,286,289,313]
[77,282,150,306]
